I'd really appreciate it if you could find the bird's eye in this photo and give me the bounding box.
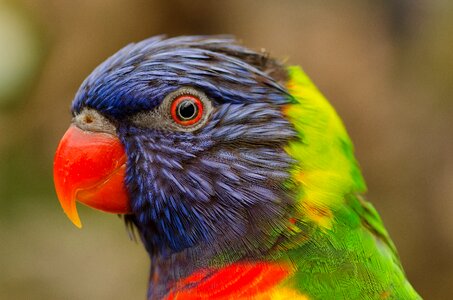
[130,88,212,131]
[171,95,203,126]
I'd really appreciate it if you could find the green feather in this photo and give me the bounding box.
[278,66,421,299]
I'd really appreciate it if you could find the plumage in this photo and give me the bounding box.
[54,36,421,299]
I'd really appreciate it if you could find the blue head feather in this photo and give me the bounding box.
[72,36,289,119]
[71,36,296,261]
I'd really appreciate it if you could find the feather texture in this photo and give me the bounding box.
[69,36,421,299]
[277,67,420,299]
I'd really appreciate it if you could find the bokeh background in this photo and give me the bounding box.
[0,0,452,299]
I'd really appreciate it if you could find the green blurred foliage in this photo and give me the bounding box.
[0,0,452,299]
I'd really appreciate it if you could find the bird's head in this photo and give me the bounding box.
[54,36,298,257]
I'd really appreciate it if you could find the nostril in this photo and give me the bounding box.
[74,108,116,135]
[84,115,93,124]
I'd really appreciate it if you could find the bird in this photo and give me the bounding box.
[53,36,421,300]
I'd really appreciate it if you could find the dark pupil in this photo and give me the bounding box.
[177,100,197,120]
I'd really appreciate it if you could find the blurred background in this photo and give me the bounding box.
[0,0,451,299]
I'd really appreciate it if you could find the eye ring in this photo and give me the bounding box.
[170,94,204,126]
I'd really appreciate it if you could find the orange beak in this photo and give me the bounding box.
[53,125,130,228]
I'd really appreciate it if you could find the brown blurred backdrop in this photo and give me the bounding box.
[0,0,452,299]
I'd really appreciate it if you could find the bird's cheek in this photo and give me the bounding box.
[53,125,130,228]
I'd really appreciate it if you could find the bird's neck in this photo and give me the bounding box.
[145,195,418,300]
[144,229,293,299]
[145,242,299,299]
[161,261,294,299]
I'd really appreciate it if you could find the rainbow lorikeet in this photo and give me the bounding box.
[53,36,421,299]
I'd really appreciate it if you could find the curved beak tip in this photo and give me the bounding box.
[64,204,82,228]
[54,184,82,228]
[69,214,82,229]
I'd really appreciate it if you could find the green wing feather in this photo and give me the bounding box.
[278,66,421,299]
